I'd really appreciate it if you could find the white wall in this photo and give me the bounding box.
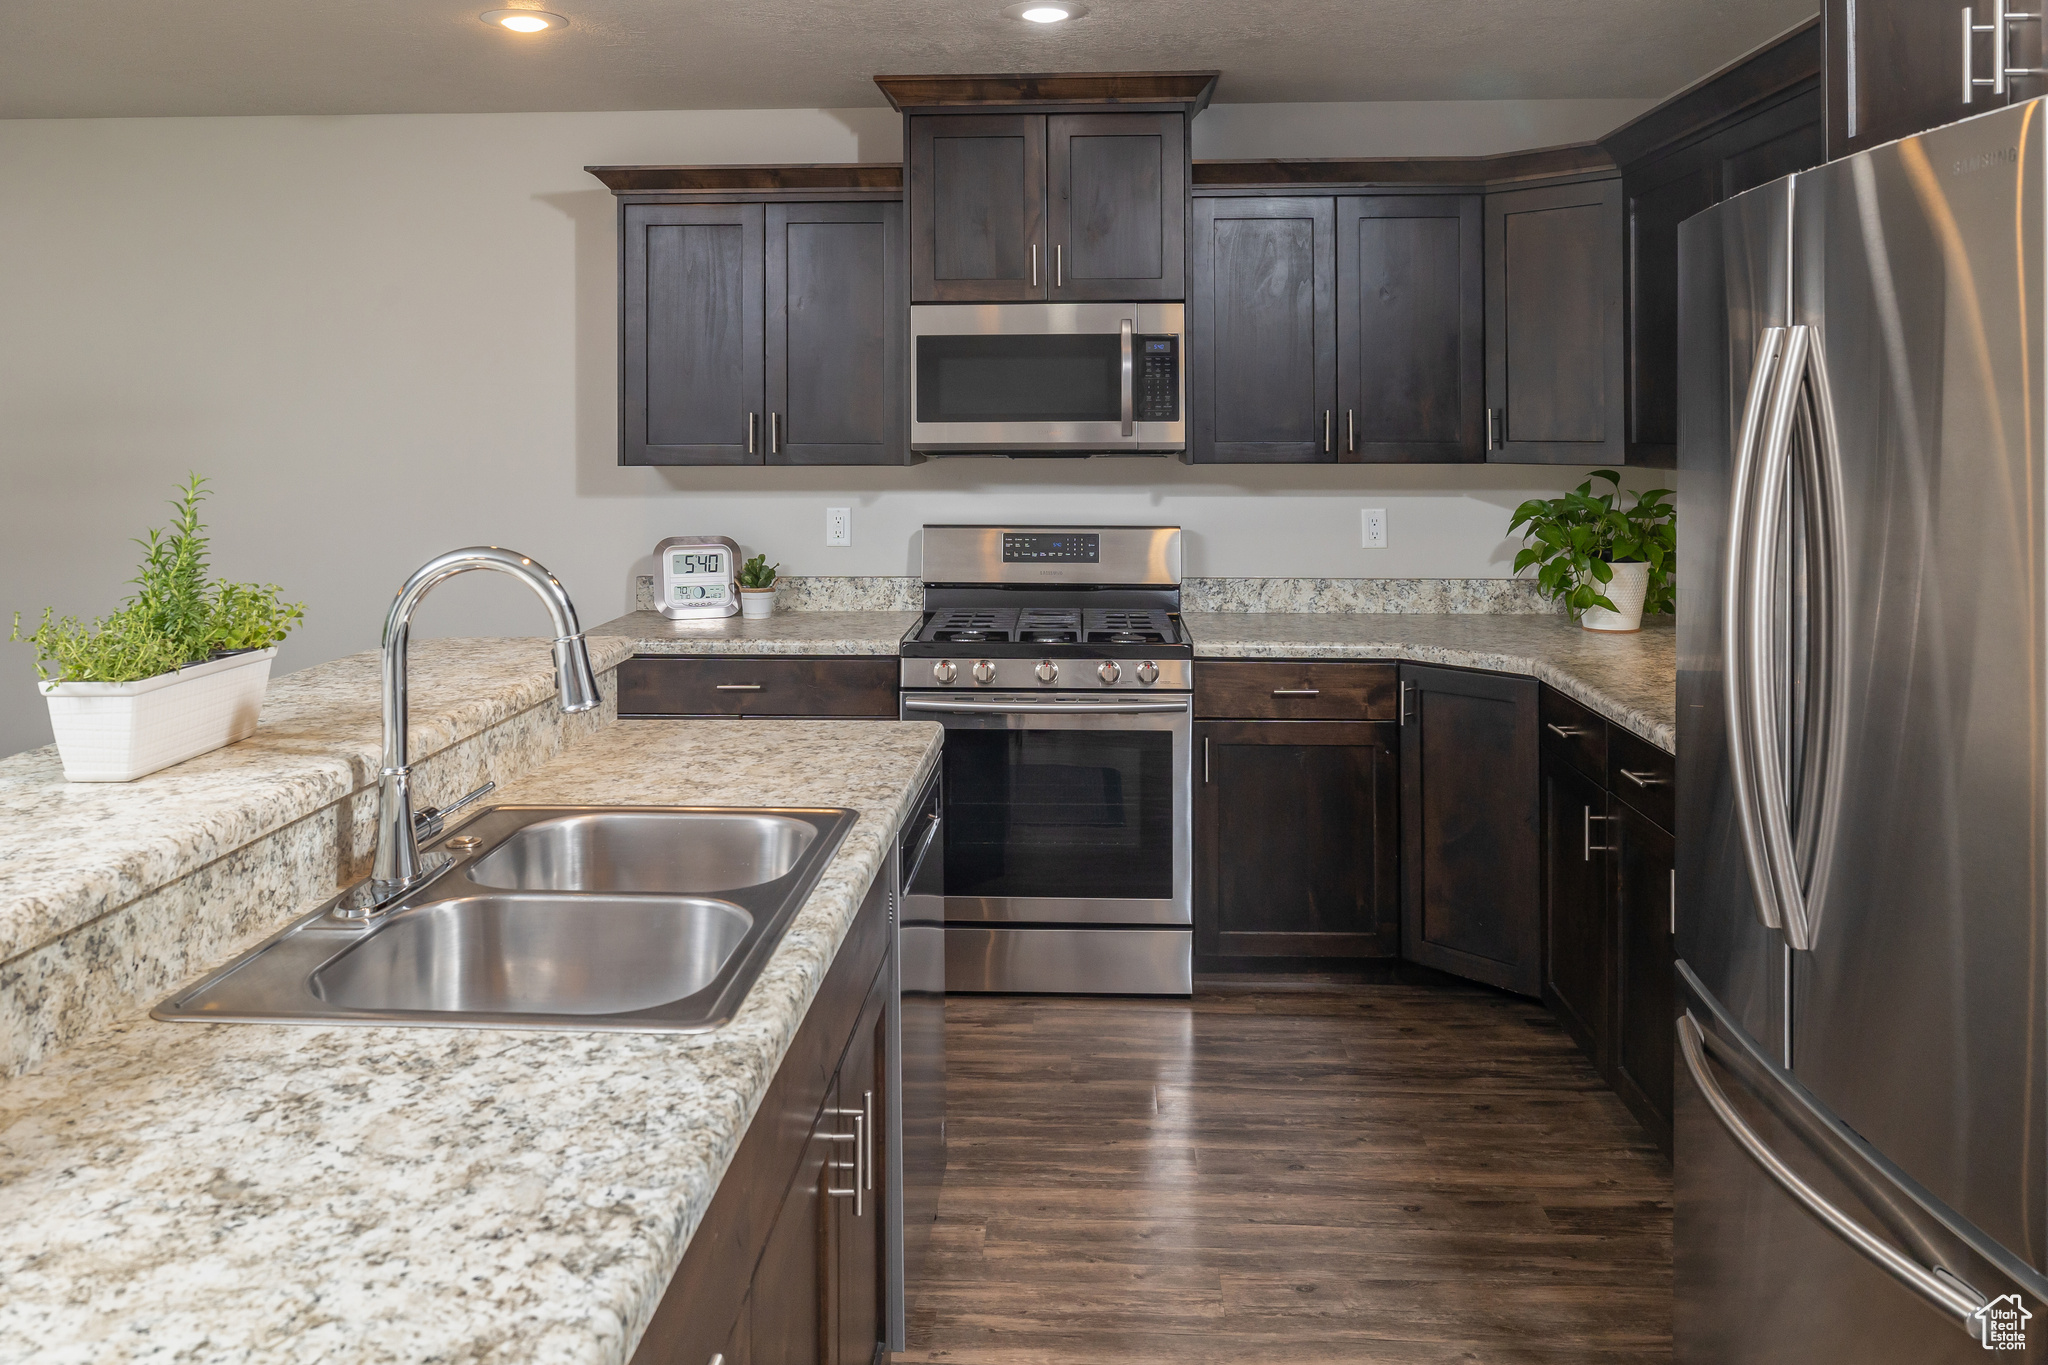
[0,105,1664,759]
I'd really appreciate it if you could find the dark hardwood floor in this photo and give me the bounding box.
[898,983,1672,1364]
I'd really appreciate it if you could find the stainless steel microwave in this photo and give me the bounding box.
[909,302,1185,455]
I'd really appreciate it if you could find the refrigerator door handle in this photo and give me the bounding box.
[1678,1009,1999,1331]
[1724,325,1789,934]
[1745,324,1850,951]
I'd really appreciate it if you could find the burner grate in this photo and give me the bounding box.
[925,608,1019,643]
[1084,608,1177,645]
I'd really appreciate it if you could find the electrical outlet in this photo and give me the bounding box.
[825,507,851,546]
[1361,508,1387,549]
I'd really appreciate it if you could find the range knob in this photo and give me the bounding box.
[1034,659,1059,684]
[972,659,997,685]
[932,660,958,684]
[1136,661,1160,685]
[1098,661,1122,684]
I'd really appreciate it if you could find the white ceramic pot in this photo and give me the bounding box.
[39,647,276,782]
[1580,561,1650,633]
[740,587,777,619]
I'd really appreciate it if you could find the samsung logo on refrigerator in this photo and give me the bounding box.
[1953,146,2018,175]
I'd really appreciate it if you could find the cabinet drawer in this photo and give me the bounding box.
[1607,725,1675,831]
[1539,685,1607,782]
[1195,660,1396,720]
[617,655,899,718]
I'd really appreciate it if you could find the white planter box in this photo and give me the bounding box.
[1581,561,1650,633]
[40,648,276,782]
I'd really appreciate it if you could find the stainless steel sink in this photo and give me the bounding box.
[153,805,857,1032]
[467,811,817,894]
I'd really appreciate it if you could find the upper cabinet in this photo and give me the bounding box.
[1825,0,2042,159]
[907,111,1187,302]
[597,166,909,468]
[1483,177,1626,465]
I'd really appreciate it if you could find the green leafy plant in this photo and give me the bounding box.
[11,475,306,685]
[1509,470,1676,618]
[738,553,780,590]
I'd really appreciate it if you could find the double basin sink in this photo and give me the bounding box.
[155,805,857,1032]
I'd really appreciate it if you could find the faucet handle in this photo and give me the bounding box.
[414,780,496,842]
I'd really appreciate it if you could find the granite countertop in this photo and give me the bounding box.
[0,718,943,1365]
[593,609,917,657]
[1185,613,1677,753]
[0,636,638,971]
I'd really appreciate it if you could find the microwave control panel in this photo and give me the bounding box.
[1137,335,1180,422]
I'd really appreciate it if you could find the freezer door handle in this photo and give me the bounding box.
[1724,326,1787,934]
[1677,1010,1993,1329]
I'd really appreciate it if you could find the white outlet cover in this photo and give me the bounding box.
[825,506,851,546]
[1361,507,1387,549]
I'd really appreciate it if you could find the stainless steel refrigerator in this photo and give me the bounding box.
[1677,96,2048,1359]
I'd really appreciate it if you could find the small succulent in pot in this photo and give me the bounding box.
[738,552,781,619]
[1508,470,1675,631]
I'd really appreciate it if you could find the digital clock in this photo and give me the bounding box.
[654,535,741,620]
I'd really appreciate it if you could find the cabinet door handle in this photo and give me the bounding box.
[1545,722,1587,739]
[746,411,757,455]
[1584,806,1617,860]
[1486,407,1499,451]
[1619,768,1669,787]
[1346,408,1355,454]
[769,411,780,455]
[826,1112,865,1215]
[1030,242,1039,287]
[1203,735,1210,784]
[1271,688,1320,697]
[715,683,763,691]
[1399,680,1409,727]
[1671,867,1677,936]
[1324,409,1333,453]
[863,1088,875,1191]
[1055,242,1064,288]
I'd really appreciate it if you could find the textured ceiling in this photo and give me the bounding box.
[0,0,1818,119]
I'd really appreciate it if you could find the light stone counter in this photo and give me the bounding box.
[594,609,917,657]
[0,717,942,1365]
[1187,613,1677,753]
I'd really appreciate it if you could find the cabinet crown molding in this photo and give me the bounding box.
[586,163,903,194]
[874,70,1219,113]
[1192,142,1617,191]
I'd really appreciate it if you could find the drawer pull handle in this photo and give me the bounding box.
[714,683,764,691]
[1271,689,1321,697]
[1546,722,1588,739]
[1620,768,1670,787]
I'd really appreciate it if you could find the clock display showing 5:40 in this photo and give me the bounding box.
[654,535,742,620]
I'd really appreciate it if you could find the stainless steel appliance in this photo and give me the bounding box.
[1676,98,2048,1360]
[909,303,1185,454]
[899,525,1193,993]
[886,763,944,1350]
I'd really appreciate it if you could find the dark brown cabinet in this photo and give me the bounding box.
[909,111,1186,303]
[1397,664,1542,995]
[1187,196,1337,463]
[825,969,890,1365]
[616,656,900,719]
[1825,0,2043,161]
[1336,194,1485,462]
[619,199,907,466]
[1483,177,1626,465]
[1195,719,1401,965]
[1535,683,1676,1154]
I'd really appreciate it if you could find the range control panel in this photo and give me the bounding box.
[1136,335,1180,422]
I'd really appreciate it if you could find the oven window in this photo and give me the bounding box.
[915,334,1121,423]
[942,728,1174,901]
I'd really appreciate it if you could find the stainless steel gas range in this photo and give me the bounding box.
[899,525,1193,995]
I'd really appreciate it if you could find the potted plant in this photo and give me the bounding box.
[1508,470,1675,632]
[738,552,780,619]
[12,475,306,781]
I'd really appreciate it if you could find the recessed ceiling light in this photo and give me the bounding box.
[1003,1,1090,22]
[480,8,568,33]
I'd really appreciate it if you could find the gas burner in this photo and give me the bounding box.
[1022,630,1078,644]
[1084,608,1177,645]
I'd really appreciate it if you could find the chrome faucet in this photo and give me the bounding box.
[340,546,600,918]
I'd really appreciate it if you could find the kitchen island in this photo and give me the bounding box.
[0,681,940,1363]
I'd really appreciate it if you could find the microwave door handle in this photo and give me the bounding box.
[1120,318,1135,437]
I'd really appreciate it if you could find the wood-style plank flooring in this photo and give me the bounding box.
[897,983,1671,1364]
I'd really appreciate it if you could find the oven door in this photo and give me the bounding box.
[909,302,1185,454]
[899,692,1191,925]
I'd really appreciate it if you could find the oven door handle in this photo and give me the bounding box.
[903,696,1190,716]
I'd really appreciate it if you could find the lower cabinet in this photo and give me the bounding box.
[631,875,894,1365]
[1398,663,1542,995]
[616,655,901,719]
[1536,683,1676,1154]
[1194,719,1400,964]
